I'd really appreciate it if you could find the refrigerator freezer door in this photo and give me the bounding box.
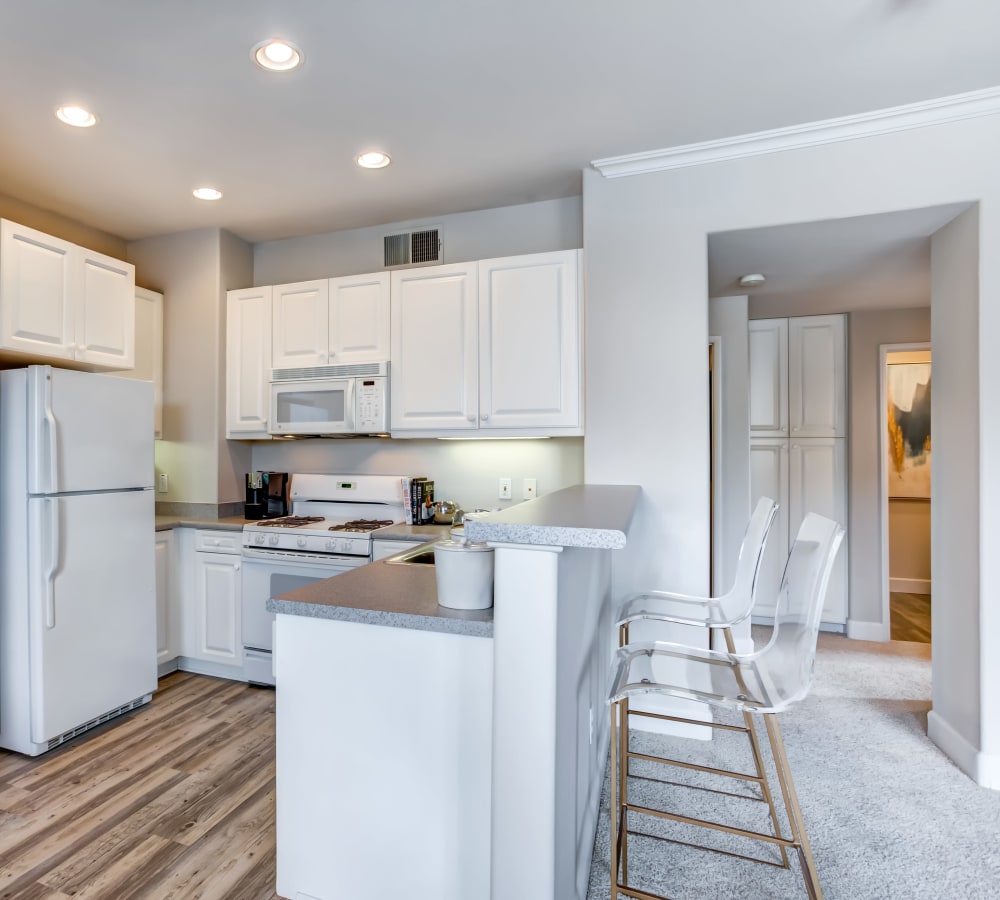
[27,489,156,744]
[27,365,154,495]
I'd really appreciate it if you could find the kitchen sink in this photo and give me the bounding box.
[384,543,436,566]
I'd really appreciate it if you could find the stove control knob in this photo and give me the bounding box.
[339,540,353,553]
[269,535,279,546]
[326,539,337,551]
[255,533,266,545]
[297,537,306,548]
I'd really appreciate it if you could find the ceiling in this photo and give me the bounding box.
[2,1,1000,244]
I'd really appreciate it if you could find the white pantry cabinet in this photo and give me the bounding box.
[749,314,848,626]
[0,219,135,370]
[117,288,164,438]
[227,286,273,439]
[390,250,583,437]
[270,273,390,371]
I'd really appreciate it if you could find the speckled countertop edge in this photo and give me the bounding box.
[155,515,247,532]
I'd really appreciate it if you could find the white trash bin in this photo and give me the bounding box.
[434,539,494,610]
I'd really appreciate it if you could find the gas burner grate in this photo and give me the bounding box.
[256,516,326,528]
[328,519,396,533]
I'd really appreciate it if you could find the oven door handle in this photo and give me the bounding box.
[241,548,368,567]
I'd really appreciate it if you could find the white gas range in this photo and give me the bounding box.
[241,473,407,685]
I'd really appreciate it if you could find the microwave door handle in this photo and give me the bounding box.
[346,379,356,431]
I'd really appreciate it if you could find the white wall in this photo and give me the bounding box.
[583,111,1000,785]
[250,437,583,512]
[930,206,983,768]
[709,296,750,594]
[253,197,582,285]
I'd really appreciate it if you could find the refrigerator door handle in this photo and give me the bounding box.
[44,498,60,628]
[42,376,59,494]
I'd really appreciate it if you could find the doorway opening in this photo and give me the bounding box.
[880,343,932,643]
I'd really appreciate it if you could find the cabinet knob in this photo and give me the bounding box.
[467,414,476,422]
[481,413,489,422]
[792,426,800,432]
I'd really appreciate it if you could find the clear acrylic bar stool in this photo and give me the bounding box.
[609,513,845,900]
[617,495,778,651]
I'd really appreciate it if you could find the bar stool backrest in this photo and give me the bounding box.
[715,496,778,621]
[750,513,845,711]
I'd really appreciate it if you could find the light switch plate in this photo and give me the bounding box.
[157,473,169,493]
[498,477,512,500]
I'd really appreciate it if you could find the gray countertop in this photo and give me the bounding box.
[372,523,454,542]
[155,515,248,532]
[463,484,641,549]
[267,554,494,638]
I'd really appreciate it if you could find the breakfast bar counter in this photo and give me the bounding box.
[271,483,641,900]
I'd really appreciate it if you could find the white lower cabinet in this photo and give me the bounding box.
[154,530,176,672]
[173,527,244,680]
[751,437,847,625]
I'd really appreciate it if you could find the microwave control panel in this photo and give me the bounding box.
[356,377,388,432]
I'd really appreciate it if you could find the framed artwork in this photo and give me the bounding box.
[887,361,931,498]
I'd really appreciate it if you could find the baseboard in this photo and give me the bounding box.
[890,577,931,595]
[927,710,1000,789]
[176,656,246,683]
[157,658,180,678]
[846,619,888,642]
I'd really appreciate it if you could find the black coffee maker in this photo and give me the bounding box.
[245,472,289,519]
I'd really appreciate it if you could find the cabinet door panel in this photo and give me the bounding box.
[329,273,390,364]
[194,552,241,664]
[155,531,174,666]
[789,438,847,624]
[75,249,136,369]
[788,315,846,437]
[390,264,478,431]
[0,220,74,359]
[478,250,581,429]
[272,280,329,369]
[749,439,789,619]
[227,287,272,438]
[749,319,788,436]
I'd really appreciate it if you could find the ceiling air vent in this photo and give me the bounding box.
[383,227,442,268]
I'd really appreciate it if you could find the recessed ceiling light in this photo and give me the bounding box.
[193,187,223,201]
[357,150,391,169]
[738,273,767,288]
[252,39,303,71]
[55,105,97,128]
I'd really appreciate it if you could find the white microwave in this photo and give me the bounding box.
[269,362,389,436]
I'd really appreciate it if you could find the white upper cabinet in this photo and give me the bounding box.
[749,319,788,436]
[788,314,846,437]
[328,272,390,365]
[390,250,583,437]
[117,287,164,438]
[478,250,581,431]
[0,219,135,370]
[390,262,479,432]
[271,280,329,370]
[227,286,273,439]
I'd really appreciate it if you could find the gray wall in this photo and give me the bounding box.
[0,189,126,259]
[253,197,582,285]
[848,307,931,628]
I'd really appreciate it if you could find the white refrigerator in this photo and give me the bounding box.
[0,365,157,756]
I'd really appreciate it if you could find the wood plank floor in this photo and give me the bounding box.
[890,591,931,643]
[0,672,281,900]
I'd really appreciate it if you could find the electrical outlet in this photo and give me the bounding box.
[157,473,169,493]
[523,477,537,500]
[498,477,512,500]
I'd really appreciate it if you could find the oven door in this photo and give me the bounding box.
[241,549,366,684]
[269,378,356,435]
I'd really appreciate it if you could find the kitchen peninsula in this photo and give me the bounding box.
[268,483,640,900]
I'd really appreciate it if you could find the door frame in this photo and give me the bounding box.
[878,340,932,641]
[709,335,723,598]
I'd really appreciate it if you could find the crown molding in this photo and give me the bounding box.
[591,85,1000,178]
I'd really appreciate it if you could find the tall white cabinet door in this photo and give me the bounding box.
[118,288,164,438]
[749,319,788,436]
[227,287,273,438]
[390,263,478,432]
[193,551,242,666]
[271,280,330,369]
[789,438,848,624]
[0,220,75,360]
[478,250,581,430]
[155,530,175,667]
[788,314,846,437]
[749,439,790,619]
[74,248,136,369]
[328,272,390,365]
